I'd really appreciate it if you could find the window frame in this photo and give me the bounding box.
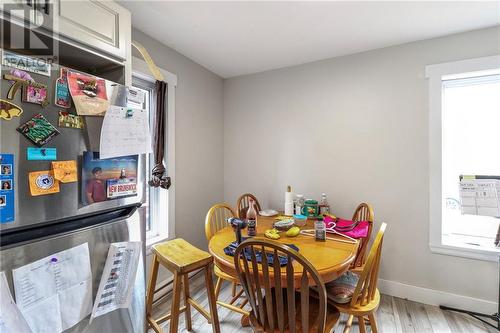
[131,56,177,251]
[427,54,500,262]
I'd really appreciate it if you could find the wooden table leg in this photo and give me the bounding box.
[240,314,250,327]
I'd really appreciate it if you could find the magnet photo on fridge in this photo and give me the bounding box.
[82,152,138,206]
[0,153,15,223]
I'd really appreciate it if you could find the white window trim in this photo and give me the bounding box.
[132,56,177,252]
[427,54,500,262]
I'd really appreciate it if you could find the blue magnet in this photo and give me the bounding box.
[0,153,15,224]
[27,147,57,160]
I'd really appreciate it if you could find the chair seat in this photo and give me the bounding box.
[214,264,239,283]
[249,292,340,332]
[152,238,213,273]
[331,289,381,316]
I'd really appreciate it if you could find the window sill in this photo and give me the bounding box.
[145,234,173,255]
[430,242,500,262]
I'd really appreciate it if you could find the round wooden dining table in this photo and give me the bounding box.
[208,215,359,287]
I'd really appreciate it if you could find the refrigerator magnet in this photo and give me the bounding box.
[28,170,60,196]
[2,50,51,76]
[0,153,15,223]
[52,160,78,183]
[27,147,57,161]
[55,68,71,109]
[0,99,23,120]
[17,114,60,147]
[58,111,84,129]
[22,81,49,107]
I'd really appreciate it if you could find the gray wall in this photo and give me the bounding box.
[223,26,500,303]
[132,28,224,251]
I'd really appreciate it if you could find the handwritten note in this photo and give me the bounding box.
[99,106,151,159]
[12,243,92,333]
[51,160,78,183]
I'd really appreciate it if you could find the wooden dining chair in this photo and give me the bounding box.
[234,238,340,333]
[350,203,375,271]
[236,193,262,219]
[205,203,249,316]
[330,223,387,333]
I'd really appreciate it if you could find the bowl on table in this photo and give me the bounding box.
[293,214,307,227]
[273,219,295,231]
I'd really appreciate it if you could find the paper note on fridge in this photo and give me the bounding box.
[91,242,141,320]
[12,243,93,333]
[99,106,151,159]
[0,271,33,333]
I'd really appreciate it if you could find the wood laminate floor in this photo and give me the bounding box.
[149,273,498,333]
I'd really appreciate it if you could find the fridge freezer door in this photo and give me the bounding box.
[0,209,146,333]
[0,61,146,232]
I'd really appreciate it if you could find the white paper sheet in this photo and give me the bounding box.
[12,243,92,333]
[459,178,500,217]
[91,242,141,320]
[0,272,32,333]
[99,106,151,159]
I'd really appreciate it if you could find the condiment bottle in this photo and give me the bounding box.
[319,193,330,215]
[247,198,258,237]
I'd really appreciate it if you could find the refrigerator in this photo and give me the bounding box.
[0,44,147,332]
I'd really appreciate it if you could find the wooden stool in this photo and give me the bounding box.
[146,238,220,333]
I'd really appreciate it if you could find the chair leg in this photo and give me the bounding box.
[169,272,183,333]
[231,282,237,297]
[214,276,223,299]
[205,263,221,333]
[183,274,192,331]
[343,315,354,333]
[358,316,366,333]
[368,313,378,333]
[146,256,160,315]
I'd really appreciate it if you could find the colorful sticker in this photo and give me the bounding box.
[17,114,60,147]
[2,50,51,76]
[0,99,23,120]
[58,111,84,129]
[3,72,29,100]
[27,147,57,160]
[52,160,77,183]
[22,81,49,107]
[55,68,71,108]
[0,154,15,223]
[82,152,138,205]
[29,170,60,196]
[67,71,109,116]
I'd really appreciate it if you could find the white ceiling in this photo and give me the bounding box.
[120,1,500,78]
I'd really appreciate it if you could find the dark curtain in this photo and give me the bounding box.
[149,80,171,189]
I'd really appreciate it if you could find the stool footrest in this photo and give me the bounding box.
[216,300,250,316]
[188,297,212,321]
[155,306,188,325]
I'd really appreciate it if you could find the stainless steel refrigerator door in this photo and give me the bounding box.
[0,210,146,333]
[0,61,146,232]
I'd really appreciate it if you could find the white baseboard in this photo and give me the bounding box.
[378,279,497,314]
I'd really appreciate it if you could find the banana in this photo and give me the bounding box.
[286,226,300,237]
[265,229,281,240]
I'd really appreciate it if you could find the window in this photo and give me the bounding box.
[427,55,500,261]
[129,57,177,247]
[128,77,158,235]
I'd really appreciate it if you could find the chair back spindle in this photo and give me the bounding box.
[234,239,328,333]
[350,223,386,308]
[351,203,375,268]
[236,193,262,219]
[205,203,236,241]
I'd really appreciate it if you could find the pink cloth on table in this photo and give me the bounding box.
[323,216,369,239]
